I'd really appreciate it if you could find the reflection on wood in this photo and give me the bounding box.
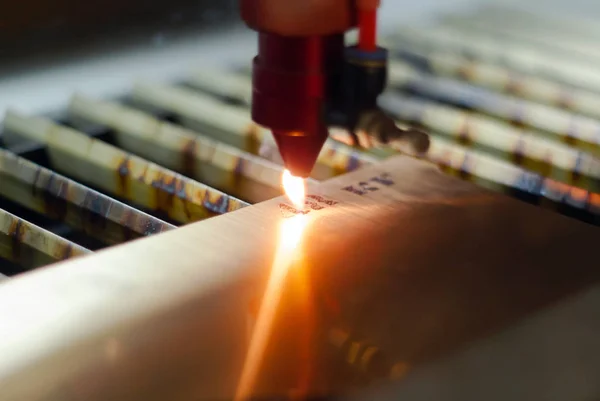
[0,155,598,400]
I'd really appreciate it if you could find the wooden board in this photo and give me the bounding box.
[0,155,598,400]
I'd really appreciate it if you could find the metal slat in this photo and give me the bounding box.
[426,136,600,220]
[3,111,248,225]
[379,93,600,192]
[389,35,600,120]
[68,94,294,203]
[440,15,600,67]
[133,81,264,152]
[131,81,376,178]
[388,61,600,155]
[469,5,600,41]
[188,69,252,106]
[389,25,600,96]
[0,207,90,271]
[0,148,174,245]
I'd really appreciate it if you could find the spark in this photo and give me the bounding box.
[282,169,306,210]
[235,214,308,401]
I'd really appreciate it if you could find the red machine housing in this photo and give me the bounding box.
[251,33,344,178]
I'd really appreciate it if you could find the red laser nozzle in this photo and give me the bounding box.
[251,33,344,178]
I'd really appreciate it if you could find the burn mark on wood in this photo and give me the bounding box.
[458,153,473,181]
[538,152,554,180]
[61,243,74,260]
[511,136,526,167]
[82,191,110,233]
[43,172,68,220]
[563,124,578,147]
[203,191,231,216]
[505,74,522,96]
[556,90,574,110]
[174,179,192,221]
[123,208,137,241]
[457,116,473,147]
[9,219,24,261]
[244,123,262,154]
[279,203,310,218]
[181,137,197,177]
[117,156,131,196]
[456,62,474,81]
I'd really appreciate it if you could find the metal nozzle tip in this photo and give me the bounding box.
[272,129,328,178]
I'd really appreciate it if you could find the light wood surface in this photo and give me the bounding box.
[0,155,598,400]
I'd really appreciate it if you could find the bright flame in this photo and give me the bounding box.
[282,169,306,210]
[235,214,308,401]
[279,214,307,251]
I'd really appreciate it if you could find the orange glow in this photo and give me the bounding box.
[282,169,306,210]
[279,214,307,251]
[235,214,308,401]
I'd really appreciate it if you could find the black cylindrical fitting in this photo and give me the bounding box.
[326,45,389,131]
